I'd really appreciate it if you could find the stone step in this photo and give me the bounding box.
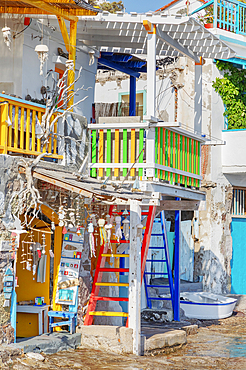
[12,332,81,355]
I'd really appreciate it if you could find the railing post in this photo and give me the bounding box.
[0,102,9,154]
[129,200,142,355]
[236,2,239,34]
[194,58,203,135]
[174,198,181,321]
[143,20,157,179]
[129,76,136,116]
[213,0,218,28]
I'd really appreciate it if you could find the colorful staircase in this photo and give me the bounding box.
[143,210,174,310]
[84,206,156,326]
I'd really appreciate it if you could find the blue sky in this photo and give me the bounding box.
[122,0,169,13]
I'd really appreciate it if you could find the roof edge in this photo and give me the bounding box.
[154,0,205,13]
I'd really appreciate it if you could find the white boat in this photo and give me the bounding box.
[180,292,237,320]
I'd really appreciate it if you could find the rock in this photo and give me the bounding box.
[181,324,198,335]
[26,352,45,361]
[141,309,173,323]
[145,330,187,355]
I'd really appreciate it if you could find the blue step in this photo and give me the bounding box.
[144,272,168,275]
[146,284,170,288]
[149,297,171,301]
[149,247,166,250]
[146,259,167,263]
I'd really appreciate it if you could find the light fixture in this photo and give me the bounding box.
[2,27,12,50]
[35,44,49,75]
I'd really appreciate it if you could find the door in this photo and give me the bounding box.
[231,217,246,293]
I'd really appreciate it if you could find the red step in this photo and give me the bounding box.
[99,268,129,273]
[93,296,128,302]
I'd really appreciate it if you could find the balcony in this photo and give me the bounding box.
[89,118,203,188]
[0,94,62,160]
[192,0,246,35]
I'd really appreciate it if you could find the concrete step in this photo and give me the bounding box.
[149,278,203,295]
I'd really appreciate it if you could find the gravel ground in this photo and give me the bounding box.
[3,312,246,370]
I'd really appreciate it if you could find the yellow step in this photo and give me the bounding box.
[95,282,129,287]
[101,254,129,258]
[89,311,128,317]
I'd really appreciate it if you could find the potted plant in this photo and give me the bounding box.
[197,3,214,28]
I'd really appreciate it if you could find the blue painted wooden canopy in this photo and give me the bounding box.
[98,52,149,78]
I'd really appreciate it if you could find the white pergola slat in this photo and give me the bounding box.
[77,12,235,61]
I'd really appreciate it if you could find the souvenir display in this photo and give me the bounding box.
[55,230,84,305]
[3,267,14,307]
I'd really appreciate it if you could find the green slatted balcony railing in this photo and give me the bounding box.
[88,121,204,189]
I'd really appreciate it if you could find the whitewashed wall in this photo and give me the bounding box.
[0,18,97,124]
[94,73,175,122]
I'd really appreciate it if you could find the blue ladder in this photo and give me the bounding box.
[143,210,174,310]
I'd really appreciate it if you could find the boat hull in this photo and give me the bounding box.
[180,292,237,320]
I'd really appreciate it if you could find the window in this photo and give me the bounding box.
[232,188,246,216]
[118,90,146,119]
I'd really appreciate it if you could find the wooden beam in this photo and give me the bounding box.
[0,6,96,16]
[57,16,71,53]
[32,171,93,198]
[16,0,79,21]
[158,200,199,211]
[67,20,77,109]
[5,0,87,3]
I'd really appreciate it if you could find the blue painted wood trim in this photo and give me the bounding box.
[98,58,140,78]
[10,290,17,343]
[174,198,181,321]
[181,300,237,306]
[222,128,246,131]
[129,76,136,117]
[160,211,174,310]
[191,0,214,14]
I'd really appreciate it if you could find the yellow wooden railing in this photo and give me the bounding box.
[0,94,63,159]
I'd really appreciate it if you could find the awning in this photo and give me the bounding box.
[0,0,99,20]
[33,164,153,205]
[77,12,236,61]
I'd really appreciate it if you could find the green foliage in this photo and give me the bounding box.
[212,60,246,129]
[88,0,124,13]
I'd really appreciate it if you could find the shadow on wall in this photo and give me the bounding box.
[194,246,231,294]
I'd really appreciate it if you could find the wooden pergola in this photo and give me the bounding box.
[0,0,98,107]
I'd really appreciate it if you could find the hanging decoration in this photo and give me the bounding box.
[88,222,96,258]
[20,241,27,270]
[137,223,144,242]
[2,26,12,50]
[35,44,49,76]
[58,205,65,227]
[115,216,122,242]
[105,214,113,251]
[98,218,107,245]
[51,211,55,231]
[41,233,46,255]
[122,209,130,241]
[122,218,130,241]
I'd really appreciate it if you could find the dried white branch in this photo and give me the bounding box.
[13,153,52,226]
